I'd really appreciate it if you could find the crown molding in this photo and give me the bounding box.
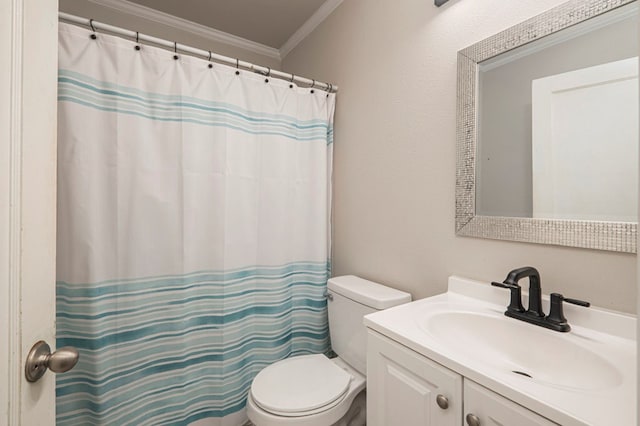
[86,0,281,60]
[280,0,344,59]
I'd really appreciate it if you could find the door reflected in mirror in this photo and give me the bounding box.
[476,3,638,223]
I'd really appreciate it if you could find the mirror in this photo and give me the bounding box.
[456,0,638,253]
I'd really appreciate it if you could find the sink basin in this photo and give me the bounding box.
[420,311,623,391]
[364,276,637,426]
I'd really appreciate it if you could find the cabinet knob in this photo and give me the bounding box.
[466,413,481,426]
[436,394,449,409]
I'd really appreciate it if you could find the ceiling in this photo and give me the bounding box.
[127,0,329,49]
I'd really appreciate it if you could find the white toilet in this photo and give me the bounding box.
[247,275,411,426]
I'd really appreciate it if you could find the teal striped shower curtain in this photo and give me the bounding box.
[56,23,334,425]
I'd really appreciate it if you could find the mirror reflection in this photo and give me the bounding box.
[476,3,638,222]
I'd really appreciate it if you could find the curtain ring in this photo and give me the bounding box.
[89,19,97,39]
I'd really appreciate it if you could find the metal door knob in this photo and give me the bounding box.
[466,413,481,426]
[436,394,449,409]
[25,340,79,382]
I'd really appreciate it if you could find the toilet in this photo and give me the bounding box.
[246,275,411,426]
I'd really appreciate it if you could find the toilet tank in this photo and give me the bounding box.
[327,275,411,375]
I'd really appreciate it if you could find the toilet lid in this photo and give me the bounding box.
[250,354,352,415]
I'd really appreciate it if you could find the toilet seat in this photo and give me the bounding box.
[247,356,367,426]
[250,354,352,417]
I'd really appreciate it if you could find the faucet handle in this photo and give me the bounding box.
[546,293,590,332]
[562,296,590,307]
[491,281,524,313]
[491,281,519,290]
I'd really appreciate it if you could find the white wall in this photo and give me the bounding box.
[283,0,637,313]
[58,0,281,69]
[637,18,640,426]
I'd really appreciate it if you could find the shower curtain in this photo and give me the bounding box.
[56,23,334,426]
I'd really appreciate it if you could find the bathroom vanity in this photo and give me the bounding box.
[364,276,637,426]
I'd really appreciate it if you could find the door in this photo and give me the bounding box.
[531,57,639,221]
[367,330,462,426]
[464,380,558,426]
[0,0,59,424]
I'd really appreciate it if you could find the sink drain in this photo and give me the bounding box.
[512,370,532,378]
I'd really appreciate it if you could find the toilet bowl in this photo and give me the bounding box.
[247,275,411,426]
[246,356,365,426]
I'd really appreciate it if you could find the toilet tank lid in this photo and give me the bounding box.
[327,275,411,310]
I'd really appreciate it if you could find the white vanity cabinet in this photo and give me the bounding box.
[367,330,558,426]
[464,380,557,426]
[367,330,462,426]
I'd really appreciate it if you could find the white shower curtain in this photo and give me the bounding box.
[56,22,334,426]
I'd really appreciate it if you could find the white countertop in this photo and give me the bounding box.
[363,276,637,426]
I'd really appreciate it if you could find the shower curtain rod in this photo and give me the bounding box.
[58,12,338,93]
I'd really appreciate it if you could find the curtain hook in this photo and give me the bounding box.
[134,31,141,50]
[208,51,213,68]
[311,80,316,88]
[290,73,295,83]
[89,19,97,39]
[235,58,240,75]
[267,67,271,77]
[173,42,179,60]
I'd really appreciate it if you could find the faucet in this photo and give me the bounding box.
[492,267,590,332]
[498,266,543,317]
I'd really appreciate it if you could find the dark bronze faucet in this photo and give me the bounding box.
[492,267,590,332]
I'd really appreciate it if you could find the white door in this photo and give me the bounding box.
[532,57,639,221]
[0,0,59,424]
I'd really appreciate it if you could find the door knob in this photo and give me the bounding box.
[25,340,79,382]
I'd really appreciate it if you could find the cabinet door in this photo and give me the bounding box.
[464,380,558,426]
[367,330,462,426]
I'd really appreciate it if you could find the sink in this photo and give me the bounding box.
[420,310,623,391]
[364,276,636,426]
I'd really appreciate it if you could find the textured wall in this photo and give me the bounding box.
[58,0,281,69]
[283,0,637,313]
